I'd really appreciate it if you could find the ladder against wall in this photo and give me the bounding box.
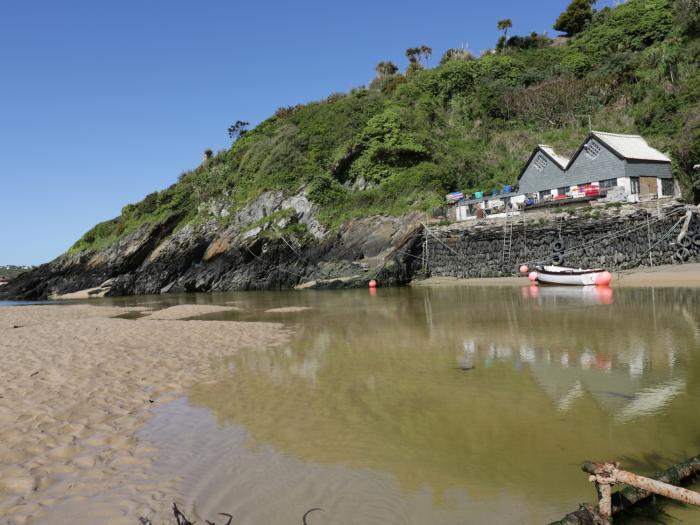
[502,209,514,266]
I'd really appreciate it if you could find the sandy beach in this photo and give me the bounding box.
[0,304,288,525]
[411,262,700,288]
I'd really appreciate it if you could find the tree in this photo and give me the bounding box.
[405,45,432,65]
[497,19,513,40]
[227,120,249,140]
[553,0,593,36]
[496,35,507,52]
[420,45,432,64]
[375,61,399,77]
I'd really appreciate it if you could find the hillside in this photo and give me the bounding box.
[0,266,33,280]
[3,0,700,299]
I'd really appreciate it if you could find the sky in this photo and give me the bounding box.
[0,0,614,265]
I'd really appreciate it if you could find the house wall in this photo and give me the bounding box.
[517,142,673,198]
[563,143,626,187]
[518,153,566,194]
[617,177,632,194]
[625,161,673,179]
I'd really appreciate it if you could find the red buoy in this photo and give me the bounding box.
[595,271,612,287]
[368,279,377,288]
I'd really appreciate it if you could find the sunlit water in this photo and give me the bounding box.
[55,287,700,522]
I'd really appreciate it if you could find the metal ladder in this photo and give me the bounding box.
[502,208,514,264]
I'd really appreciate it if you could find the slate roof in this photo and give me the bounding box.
[590,131,671,162]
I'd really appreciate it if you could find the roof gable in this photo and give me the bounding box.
[518,145,569,180]
[568,131,671,165]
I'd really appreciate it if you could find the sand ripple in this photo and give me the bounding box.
[0,305,287,525]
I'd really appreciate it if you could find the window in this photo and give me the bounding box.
[599,178,617,189]
[661,178,675,197]
[534,154,548,171]
[630,177,640,195]
[539,189,551,201]
[585,140,601,159]
[557,186,569,195]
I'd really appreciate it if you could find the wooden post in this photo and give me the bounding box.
[647,214,654,266]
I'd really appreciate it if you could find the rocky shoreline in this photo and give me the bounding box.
[3,200,698,301]
[0,191,425,300]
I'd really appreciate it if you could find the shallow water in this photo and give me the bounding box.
[116,286,700,524]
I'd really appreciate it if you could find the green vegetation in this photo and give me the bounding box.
[553,0,595,36]
[71,0,700,253]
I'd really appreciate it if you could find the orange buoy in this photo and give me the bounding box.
[519,265,529,274]
[595,270,612,287]
[368,279,377,288]
[528,271,538,282]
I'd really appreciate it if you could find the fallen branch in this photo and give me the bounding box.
[549,453,700,524]
[139,503,321,524]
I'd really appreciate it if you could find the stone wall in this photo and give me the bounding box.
[423,205,700,278]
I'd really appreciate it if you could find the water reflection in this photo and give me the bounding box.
[169,286,700,522]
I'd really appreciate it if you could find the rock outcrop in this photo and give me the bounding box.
[1,192,425,300]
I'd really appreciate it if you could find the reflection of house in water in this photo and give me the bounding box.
[460,336,686,422]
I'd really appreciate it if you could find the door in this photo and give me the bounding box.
[640,176,658,196]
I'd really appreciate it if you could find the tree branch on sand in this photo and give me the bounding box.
[139,503,322,524]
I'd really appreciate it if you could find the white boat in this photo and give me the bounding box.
[527,265,612,286]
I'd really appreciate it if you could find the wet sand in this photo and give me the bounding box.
[412,262,700,288]
[0,304,288,525]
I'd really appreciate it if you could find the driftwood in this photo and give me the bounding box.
[549,453,700,524]
[139,503,321,524]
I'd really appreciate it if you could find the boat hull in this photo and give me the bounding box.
[533,265,609,286]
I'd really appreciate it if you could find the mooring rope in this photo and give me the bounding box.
[421,222,462,258]
[626,215,685,269]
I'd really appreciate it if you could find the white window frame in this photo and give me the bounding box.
[534,154,548,172]
[585,140,601,160]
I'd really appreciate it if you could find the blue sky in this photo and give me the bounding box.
[0,0,613,265]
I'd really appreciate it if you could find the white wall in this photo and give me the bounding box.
[617,177,631,194]
[456,205,471,221]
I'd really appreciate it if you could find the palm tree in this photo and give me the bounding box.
[375,61,399,77]
[497,19,513,40]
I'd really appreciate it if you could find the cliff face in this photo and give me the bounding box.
[2,192,425,300]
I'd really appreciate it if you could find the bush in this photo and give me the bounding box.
[554,0,593,36]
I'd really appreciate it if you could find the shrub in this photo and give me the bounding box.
[554,0,593,36]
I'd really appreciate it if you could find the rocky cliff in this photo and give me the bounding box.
[1,192,425,300]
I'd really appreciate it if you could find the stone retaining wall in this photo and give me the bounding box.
[424,205,699,278]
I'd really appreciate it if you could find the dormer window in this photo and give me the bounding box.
[586,140,601,159]
[534,154,548,171]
